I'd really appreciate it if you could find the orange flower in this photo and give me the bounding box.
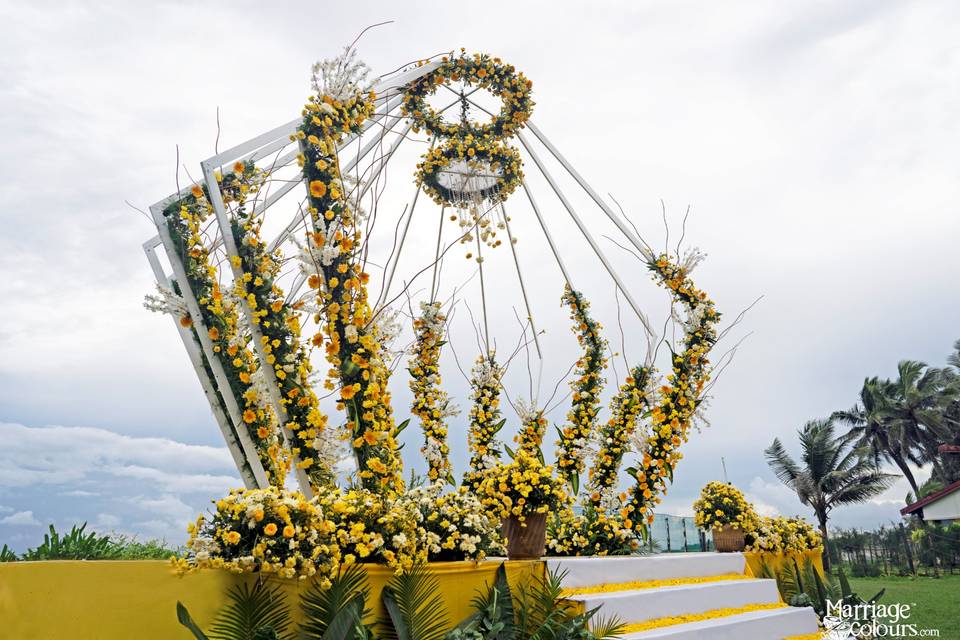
[309,180,327,198]
[282,524,295,538]
[341,384,359,400]
[362,430,378,445]
[264,523,278,536]
[233,161,245,174]
[179,315,193,328]
[208,327,219,341]
[243,409,256,424]
[190,184,203,198]
[257,426,269,439]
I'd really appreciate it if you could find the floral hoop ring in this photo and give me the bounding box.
[416,137,524,207]
[402,52,534,141]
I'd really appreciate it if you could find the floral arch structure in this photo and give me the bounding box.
[142,50,721,551]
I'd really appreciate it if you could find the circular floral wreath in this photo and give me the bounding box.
[402,52,534,140]
[416,137,524,207]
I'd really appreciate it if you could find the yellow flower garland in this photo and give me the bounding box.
[408,302,453,483]
[556,286,608,491]
[297,83,405,496]
[619,602,787,634]
[623,253,721,535]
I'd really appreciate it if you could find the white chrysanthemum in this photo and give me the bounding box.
[310,47,372,101]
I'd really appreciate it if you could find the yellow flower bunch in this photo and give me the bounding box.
[408,302,453,483]
[546,506,640,557]
[556,286,608,491]
[399,483,504,561]
[745,515,823,554]
[297,76,405,496]
[692,481,757,530]
[176,486,338,584]
[515,405,547,458]
[402,51,534,141]
[623,253,720,532]
[314,485,425,574]
[475,449,569,523]
[415,136,524,208]
[463,352,506,490]
[163,170,290,485]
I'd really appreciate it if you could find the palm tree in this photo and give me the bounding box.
[884,361,956,484]
[832,377,922,497]
[765,419,897,571]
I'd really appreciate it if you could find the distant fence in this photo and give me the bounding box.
[646,514,713,553]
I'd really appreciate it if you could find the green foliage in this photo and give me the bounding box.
[514,567,623,640]
[176,563,622,640]
[0,544,17,562]
[177,580,293,640]
[300,565,374,640]
[20,523,115,560]
[768,557,884,622]
[5,522,179,561]
[381,564,449,640]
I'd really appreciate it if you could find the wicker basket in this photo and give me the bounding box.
[712,524,745,552]
[502,512,547,559]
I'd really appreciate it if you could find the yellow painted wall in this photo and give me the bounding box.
[0,559,542,640]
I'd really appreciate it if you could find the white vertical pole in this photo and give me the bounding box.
[149,205,270,489]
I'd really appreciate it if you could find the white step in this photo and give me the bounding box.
[547,553,747,589]
[621,605,820,639]
[566,578,781,624]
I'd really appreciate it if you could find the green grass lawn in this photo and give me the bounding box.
[847,574,960,639]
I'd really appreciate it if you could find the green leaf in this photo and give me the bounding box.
[394,419,410,435]
[301,565,370,639]
[208,581,293,640]
[176,601,211,640]
[320,595,365,640]
[380,565,448,640]
[492,419,506,434]
[569,473,580,496]
[504,445,516,460]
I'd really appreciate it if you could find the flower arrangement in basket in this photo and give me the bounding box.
[745,515,823,554]
[693,481,758,552]
[476,449,569,559]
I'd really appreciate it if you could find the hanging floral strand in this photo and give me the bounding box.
[297,54,405,496]
[622,251,720,536]
[462,352,506,490]
[229,172,339,489]
[555,286,608,494]
[408,301,455,483]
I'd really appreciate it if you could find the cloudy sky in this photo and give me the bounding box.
[2,0,958,550]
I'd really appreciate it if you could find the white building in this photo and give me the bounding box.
[900,479,960,525]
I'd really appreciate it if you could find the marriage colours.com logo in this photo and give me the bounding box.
[821,600,941,638]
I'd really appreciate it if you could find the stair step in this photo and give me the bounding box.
[565,578,781,624]
[547,553,746,589]
[620,605,820,639]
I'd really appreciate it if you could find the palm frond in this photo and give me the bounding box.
[207,580,293,640]
[588,612,625,639]
[301,564,371,640]
[764,438,801,488]
[380,564,449,640]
